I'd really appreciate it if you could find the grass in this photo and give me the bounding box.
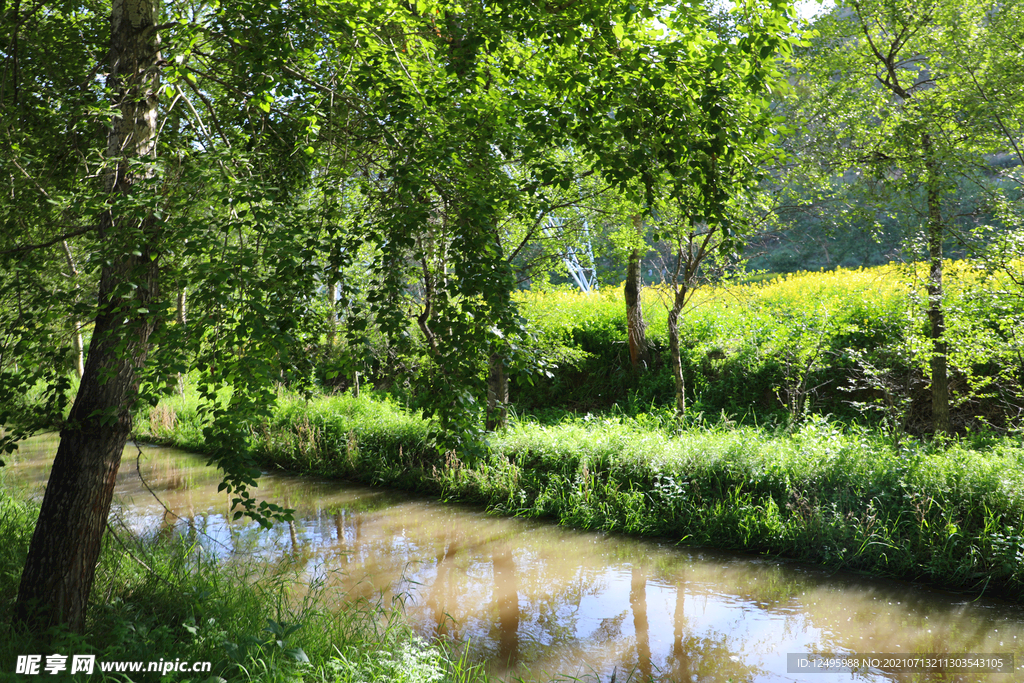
[0,486,508,682]
[137,389,1024,604]
[8,260,1024,680]
[512,262,1024,429]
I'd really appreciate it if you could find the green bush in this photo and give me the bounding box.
[0,487,497,683]
[512,263,1024,431]
[138,390,1024,602]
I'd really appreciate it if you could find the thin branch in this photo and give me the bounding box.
[180,73,233,148]
[962,63,1024,167]
[0,225,99,255]
[105,518,179,590]
[133,442,243,556]
[505,187,608,263]
[281,62,334,95]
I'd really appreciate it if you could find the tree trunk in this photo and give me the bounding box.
[176,287,187,396]
[625,246,650,372]
[326,281,337,347]
[15,0,161,633]
[176,287,187,326]
[667,285,687,416]
[60,240,85,379]
[923,132,950,434]
[70,326,85,380]
[486,352,508,431]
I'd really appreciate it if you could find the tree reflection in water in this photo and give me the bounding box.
[630,565,652,682]
[669,577,692,680]
[428,540,460,640]
[492,543,519,668]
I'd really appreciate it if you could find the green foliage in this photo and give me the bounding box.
[771,0,1024,432]
[0,491,34,605]
[0,487,503,683]
[509,263,1024,431]
[138,389,1024,601]
[0,0,807,574]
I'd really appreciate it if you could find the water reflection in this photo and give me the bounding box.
[5,436,1023,682]
[492,542,519,667]
[630,566,652,681]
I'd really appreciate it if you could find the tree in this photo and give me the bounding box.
[783,0,1021,433]
[1,0,797,633]
[590,1,796,414]
[0,0,107,445]
[951,0,1024,293]
[4,0,324,631]
[9,0,161,631]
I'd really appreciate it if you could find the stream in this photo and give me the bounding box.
[5,435,1022,682]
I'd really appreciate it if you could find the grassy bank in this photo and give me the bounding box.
[506,263,1024,430]
[0,488,494,682]
[140,390,1024,603]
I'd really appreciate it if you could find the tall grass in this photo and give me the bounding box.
[0,487,500,683]
[513,262,1024,429]
[138,391,1024,603]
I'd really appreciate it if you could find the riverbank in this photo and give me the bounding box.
[139,390,1024,603]
[0,485,495,682]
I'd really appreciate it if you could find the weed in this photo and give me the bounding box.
[0,488,506,683]
[137,388,1024,602]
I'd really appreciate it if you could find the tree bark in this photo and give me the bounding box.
[667,285,688,416]
[625,246,650,372]
[176,286,187,397]
[15,0,161,633]
[60,240,85,379]
[923,132,950,434]
[486,352,508,431]
[70,326,85,380]
[326,280,337,346]
[176,287,187,326]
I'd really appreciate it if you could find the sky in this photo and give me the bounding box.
[795,0,836,22]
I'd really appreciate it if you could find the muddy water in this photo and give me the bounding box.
[5,436,1023,682]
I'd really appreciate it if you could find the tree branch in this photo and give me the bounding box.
[0,225,99,255]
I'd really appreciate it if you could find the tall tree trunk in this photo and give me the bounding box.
[923,132,950,434]
[625,247,650,372]
[15,0,161,633]
[486,352,508,431]
[70,326,85,380]
[326,280,337,347]
[176,287,187,326]
[667,285,688,416]
[176,286,187,397]
[60,240,85,379]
